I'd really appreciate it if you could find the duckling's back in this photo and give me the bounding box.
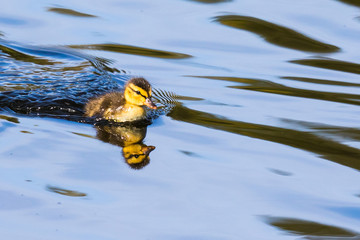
[85,92,125,118]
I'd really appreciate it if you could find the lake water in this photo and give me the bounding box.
[1,0,360,239]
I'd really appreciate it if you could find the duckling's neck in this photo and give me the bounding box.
[104,103,146,122]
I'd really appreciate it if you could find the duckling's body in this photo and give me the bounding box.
[85,92,146,122]
[85,77,156,122]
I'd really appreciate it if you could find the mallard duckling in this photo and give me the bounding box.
[85,77,157,122]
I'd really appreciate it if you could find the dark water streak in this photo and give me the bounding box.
[47,7,97,18]
[264,216,359,239]
[168,102,360,171]
[281,76,360,87]
[337,0,360,8]
[46,185,87,197]
[214,15,339,53]
[193,76,360,107]
[291,58,360,75]
[69,43,192,59]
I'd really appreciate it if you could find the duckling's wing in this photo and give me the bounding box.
[85,92,125,117]
[84,97,104,117]
[101,92,125,113]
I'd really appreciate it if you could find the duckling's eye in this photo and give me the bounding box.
[135,91,141,95]
[134,154,140,158]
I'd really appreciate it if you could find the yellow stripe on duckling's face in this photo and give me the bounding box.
[124,83,157,110]
[124,83,151,106]
[129,83,150,98]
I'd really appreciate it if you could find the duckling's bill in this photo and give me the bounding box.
[142,145,156,154]
[145,98,157,109]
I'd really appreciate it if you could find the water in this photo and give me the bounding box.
[1,0,360,239]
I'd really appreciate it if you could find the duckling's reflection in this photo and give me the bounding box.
[95,124,155,170]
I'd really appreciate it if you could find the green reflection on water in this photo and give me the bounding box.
[281,119,360,142]
[169,101,360,171]
[0,114,19,123]
[263,216,359,238]
[214,15,340,53]
[69,43,192,59]
[0,43,58,65]
[46,185,87,197]
[282,76,360,87]
[47,7,97,18]
[20,130,33,134]
[71,131,95,139]
[291,58,360,75]
[337,0,360,8]
[193,76,360,106]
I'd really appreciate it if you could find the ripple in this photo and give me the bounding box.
[290,58,360,75]
[168,100,360,171]
[0,114,19,123]
[214,15,340,53]
[69,43,192,59]
[0,40,124,121]
[281,119,360,142]
[0,42,59,65]
[191,76,360,106]
[46,185,87,197]
[281,76,360,87]
[0,16,27,26]
[20,130,33,134]
[337,0,360,8]
[263,216,359,238]
[47,7,97,18]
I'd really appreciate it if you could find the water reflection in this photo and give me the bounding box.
[0,114,19,123]
[337,0,360,8]
[168,100,360,171]
[96,124,155,169]
[46,185,87,197]
[291,58,360,75]
[0,41,59,65]
[47,7,97,18]
[69,43,192,59]
[281,76,360,87]
[263,216,359,239]
[281,119,360,143]
[192,75,360,106]
[214,15,339,53]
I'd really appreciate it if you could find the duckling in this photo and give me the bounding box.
[85,77,157,122]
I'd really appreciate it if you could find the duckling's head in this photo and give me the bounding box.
[122,144,155,169]
[124,77,157,109]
